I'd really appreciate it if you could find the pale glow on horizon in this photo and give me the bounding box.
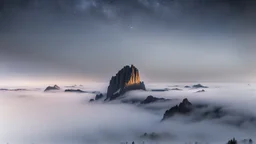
[0,77,107,87]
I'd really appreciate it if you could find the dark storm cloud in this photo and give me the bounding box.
[0,0,256,83]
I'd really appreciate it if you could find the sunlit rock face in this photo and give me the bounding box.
[106,65,146,101]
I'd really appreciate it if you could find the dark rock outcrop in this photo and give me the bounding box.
[89,99,95,102]
[162,98,192,120]
[162,99,227,121]
[11,89,28,91]
[65,89,85,93]
[192,84,208,89]
[170,88,182,91]
[162,99,256,127]
[140,95,168,104]
[95,93,104,100]
[1,88,39,91]
[0,88,28,91]
[91,93,105,102]
[184,86,191,88]
[150,88,169,92]
[106,65,146,101]
[241,139,253,144]
[196,89,205,93]
[44,85,60,92]
[65,89,100,94]
[228,138,237,144]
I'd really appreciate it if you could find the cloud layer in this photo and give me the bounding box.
[1,83,256,144]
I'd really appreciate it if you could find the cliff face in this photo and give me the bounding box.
[106,65,146,100]
[125,65,140,86]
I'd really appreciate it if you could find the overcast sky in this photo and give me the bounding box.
[0,0,256,85]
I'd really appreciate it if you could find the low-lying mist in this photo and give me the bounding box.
[1,83,256,144]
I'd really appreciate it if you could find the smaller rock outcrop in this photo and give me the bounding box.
[89,99,95,102]
[44,85,60,92]
[150,88,169,92]
[192,84,208,89]
[90,93,105,102]
[162,98,192,120]
[170,88,182,91]
[95,93,104,100]
[140,95,168,104]
[241,139,253,144]
[196,89,205,93]
[0,88,28,91]
[184,86,191,88]
[65,89,85,93]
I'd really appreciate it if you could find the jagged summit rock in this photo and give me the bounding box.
[179,98,192,108]
[44,85,60,92]
[106,64,146,101]
[162,98,192,120]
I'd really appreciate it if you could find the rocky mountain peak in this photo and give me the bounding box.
[53,85,60,89]
[44,85,60,92]
[162,98,193,120]
[106,65,146,100]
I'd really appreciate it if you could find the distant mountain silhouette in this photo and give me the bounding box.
[184,86,191,88]
[150,88,169,92]
[140,95,169,104]
[192,84,208,89]
[44,85,60,92]
[0,88,29,91]
[89,93,105,102]
[196,89,206,93]
[65,89,100,94]
[64,89,85,93]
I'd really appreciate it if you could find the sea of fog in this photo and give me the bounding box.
[1,83,256,144]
